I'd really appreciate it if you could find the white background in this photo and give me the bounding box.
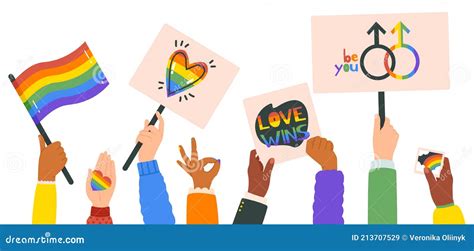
[0,0,472,224]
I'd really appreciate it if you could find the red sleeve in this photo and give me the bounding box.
[87,207,113,224]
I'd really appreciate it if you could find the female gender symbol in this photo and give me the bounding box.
[384,22,420,80]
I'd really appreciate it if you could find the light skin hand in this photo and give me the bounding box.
[177,138,220,189]
[38,135,67,182]
[373,115,399,160]
[247,150,275,198]
[306,136,337,170]
[424,157,454,207]
[137,112,164,162]
[86,152,116,208]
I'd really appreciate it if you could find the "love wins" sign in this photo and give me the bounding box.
[244,83,320,163]
[255,100,310,148]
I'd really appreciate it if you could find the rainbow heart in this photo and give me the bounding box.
[91,170,112,191]
[166,50,208,97]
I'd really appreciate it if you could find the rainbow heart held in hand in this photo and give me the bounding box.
[91,170,112,191]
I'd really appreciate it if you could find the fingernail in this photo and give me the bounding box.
[217,159,221,163]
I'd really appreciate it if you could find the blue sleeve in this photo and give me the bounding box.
[137,160,175,224]
[313,170,344,224]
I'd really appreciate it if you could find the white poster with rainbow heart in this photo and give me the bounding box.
[130,24,239,128]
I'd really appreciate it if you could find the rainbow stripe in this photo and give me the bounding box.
[166,50,207,97]
[12,42,109,124]
[91,170,111,191]
[419,152,443,171]
[384,44,420,80]
[423,154,442,171]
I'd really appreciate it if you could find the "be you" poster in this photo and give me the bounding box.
[312,13,449,93]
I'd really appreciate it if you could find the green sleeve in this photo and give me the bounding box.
[368,167,397,224]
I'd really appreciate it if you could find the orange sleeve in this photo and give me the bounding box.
[186,190,218,224]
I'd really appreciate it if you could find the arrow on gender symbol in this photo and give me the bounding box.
[391,21,411,45]
[367,22,386,45]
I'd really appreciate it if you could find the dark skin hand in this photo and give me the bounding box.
[424,157,455,207]
[38,135,67,182]
[247,150,275,197]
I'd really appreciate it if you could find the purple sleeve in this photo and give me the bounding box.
[313,170,344,224]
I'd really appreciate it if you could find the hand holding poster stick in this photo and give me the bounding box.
[373,115,399,161]
[122,105,165,171]
[124,24,238,170]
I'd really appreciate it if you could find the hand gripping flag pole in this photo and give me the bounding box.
[8,42,111,185]
[9,74,74,184]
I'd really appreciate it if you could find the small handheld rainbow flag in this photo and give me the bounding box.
[11,42,109,125]
[418,152,443,171]
[9,42,109,184]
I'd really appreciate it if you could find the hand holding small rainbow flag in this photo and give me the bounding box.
[9,42,109,184]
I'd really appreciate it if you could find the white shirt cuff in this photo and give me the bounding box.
[37,180,56,184]
[188,187,215,195]
[371,160,395,169]
[244,192,267,205]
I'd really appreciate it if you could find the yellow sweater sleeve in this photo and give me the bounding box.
[187,191,218,224]
[32,183,57,224]
[433,205,465,224]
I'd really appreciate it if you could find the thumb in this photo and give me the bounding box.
[86,169,93,194]
[441,157,452,178]
[424,168,437,190]
[204,158,221,179]
[38,135,46,151]
[373,115,380,134]
[264,158,275,178]
[144,119,150,130]
[248,150,257,171]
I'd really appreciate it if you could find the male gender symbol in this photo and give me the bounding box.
[384,22,420,80]
[360,22,396,81]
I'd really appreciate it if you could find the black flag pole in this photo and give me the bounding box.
[8,74,74,185]
[378,91,385,128]
[122,105,166,171]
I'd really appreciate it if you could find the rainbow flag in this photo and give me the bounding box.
[11,42,109,124]
[419,152,443,171]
